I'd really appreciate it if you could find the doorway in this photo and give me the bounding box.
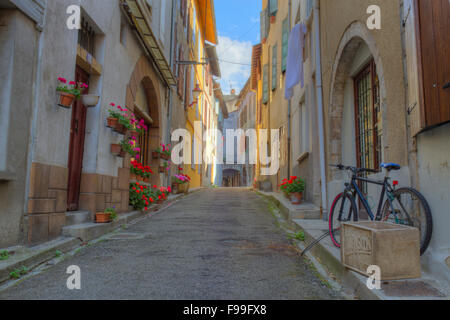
[67,66,89,211]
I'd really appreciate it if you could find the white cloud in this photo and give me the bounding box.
[216,36,252,95]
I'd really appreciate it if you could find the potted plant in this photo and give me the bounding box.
[111,143,122,156]
[96,207,117,223]
[270,15,276,24]
[107,103,124,128]
[119,138,139,158]
[172,174,190,194]
[152,149,160,159]
[279,176,305,205]
[130,182,156,211]
[160,144,171,160]
[56,77,87,108]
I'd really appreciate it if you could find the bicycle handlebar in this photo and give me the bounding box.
[329,164,378,174]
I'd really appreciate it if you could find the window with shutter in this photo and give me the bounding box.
[272,44,277,91]
[260,8,268,41]
[269,0,278,16]
[263,64,269,104]
[282,17,288,72]
[417,0,450,128]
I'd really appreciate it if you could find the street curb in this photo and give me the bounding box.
[0,237,81,284]
[254,189,382,300]
[0,187,204,285]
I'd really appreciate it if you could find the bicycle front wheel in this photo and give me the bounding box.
[381,187,433,255]
[329,192,358,248]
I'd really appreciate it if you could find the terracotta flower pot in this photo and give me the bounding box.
[129,129,139,137]
[95,212,111,223]
[114,122,127,135]
[152,152,160,159]
[107,117,118,128]
[58,92,76,108]
[119,149,126,158]
[270,15,276,24]
[111,143,121,155]
[160,153,170,161]
[290,192,303,205]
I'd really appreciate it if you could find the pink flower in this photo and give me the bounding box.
[58,77,67,84]
[110,102,115,107]
[69,81,76,85]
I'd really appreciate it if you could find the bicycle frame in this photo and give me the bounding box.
[346,174,395,221]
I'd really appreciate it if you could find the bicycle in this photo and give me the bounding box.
[328,163,433,255]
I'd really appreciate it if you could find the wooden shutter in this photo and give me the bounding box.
[185,65,191,109]
[272,44,277,91]
[417,0,450,128]
[282,17,288,72]
[263,64,269,104]
[260,9,267,41]
[178,47,184,98]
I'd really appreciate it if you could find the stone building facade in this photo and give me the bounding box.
[0,0,186,247]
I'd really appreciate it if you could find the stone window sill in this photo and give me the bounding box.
[0,170,17,181]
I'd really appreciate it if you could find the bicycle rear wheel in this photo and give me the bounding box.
[329,192,358,248]
[381,187,433,255]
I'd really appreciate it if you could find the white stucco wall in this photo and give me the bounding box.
[417,123,450,283]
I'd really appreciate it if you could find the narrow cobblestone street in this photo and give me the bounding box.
[0,189,340,300]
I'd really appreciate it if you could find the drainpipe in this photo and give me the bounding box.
[287,0,292,178]
[165,0,176,186]
[313,0,327,218]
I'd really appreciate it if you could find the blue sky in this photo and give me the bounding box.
[214,0,262,94]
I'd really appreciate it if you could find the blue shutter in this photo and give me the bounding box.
[282,18,289,72]
[269,0,278,16]
[263,64,269,104]
[272,44,277,91]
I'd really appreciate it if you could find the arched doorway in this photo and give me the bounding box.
[327,22,387,182]
[126,55,163,187]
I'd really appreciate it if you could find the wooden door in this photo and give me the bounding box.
[67,66,89,211]
[417,0,450,127]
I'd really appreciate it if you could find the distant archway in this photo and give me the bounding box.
[222,168,241,187]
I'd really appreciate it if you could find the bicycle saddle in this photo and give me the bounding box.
[381,163,401,171]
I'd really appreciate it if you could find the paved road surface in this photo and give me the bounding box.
[0,188,341,299]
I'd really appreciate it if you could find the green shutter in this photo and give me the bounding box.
[260,10,266,40]
[269,0,278,16]
[282,18,289,72]
[263,64,269,104]
[272,44,277,91]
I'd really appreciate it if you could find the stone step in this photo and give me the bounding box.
[62,211,143,242]
[65,211,91,226]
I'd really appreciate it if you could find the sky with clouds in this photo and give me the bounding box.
[214,0,262,95]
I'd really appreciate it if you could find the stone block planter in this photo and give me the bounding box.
[341,221,421,280]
